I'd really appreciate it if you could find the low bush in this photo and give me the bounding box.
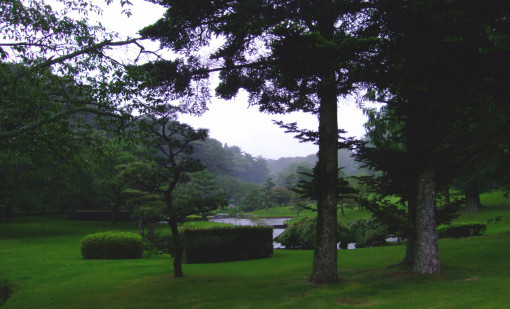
[81,231,143,259]
[275,217,354,249]
[347,218,389,248]
[437,222,487,238]
[183,226,273,263]
[275,217,316,249]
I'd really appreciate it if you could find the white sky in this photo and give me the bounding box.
[100,0,371,159]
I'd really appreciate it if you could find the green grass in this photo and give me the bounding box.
[455,191,510,235]
[247,205,372,225]
[1,192,509,308]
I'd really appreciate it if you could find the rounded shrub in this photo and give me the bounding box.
[81,231,143,259]
[275,217,351,249]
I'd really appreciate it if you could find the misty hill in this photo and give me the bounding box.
[266,149,359,177]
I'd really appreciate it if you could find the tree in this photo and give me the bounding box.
[261,178,275,211]
[271,187,293,207]
[241,187,264,212]
[0,0,145,141]
[120,117,208,278]
[356,0,510,274]
[173,170,226,220]
[89,133,144,223]
[138,1,374,284]
[123,188,166,240]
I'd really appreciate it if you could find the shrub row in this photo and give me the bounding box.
[437,222,487,238]
[183,226,273,263]
[81,231,143,259]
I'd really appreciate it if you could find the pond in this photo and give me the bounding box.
[209,216,399,250]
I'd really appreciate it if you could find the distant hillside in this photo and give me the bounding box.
[267,149,359,177]
[266,154,316,176]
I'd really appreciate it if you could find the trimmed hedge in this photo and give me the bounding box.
[183,226,273,263]
[81,231,143,259]
[437,222,487,238]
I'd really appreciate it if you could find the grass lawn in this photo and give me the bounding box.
[1,193,509,308]
[247,206,372,225]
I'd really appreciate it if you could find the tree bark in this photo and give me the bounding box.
[147,222,155,242]
[312,68,339,284]
[465,191,482,212]
[402,185,417,266]
[443,184,451,207]
[138,218,144,237]
[169,220,184,278]
[413,167,440,274]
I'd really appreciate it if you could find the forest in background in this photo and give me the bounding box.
[0,115,360,218]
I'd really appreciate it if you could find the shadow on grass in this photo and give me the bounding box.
[0,279,14,307]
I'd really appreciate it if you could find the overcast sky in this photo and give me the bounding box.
[100,0,372,159]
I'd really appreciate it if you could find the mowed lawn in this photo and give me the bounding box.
[1,193,509,308]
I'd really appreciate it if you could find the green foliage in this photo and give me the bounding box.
[346,218,389,248]
[240,187,264,211]
[81,231,143,259]
[192,140,270,184]
[275,217,317,249]
[276,217,352,249]
[173,170,226,219]
[437,222,487,239]
[183,226,273,263]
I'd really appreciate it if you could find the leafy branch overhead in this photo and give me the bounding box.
[0,0,162,141]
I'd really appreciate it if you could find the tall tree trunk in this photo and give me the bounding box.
[147,222,155,242]
[443,183,451,207]
[465,191,482,212]
[312,68,339,284]
[169,220,184,278]
[111,187,123,225]
[111,203,119,225]
[413,167,440,274]
[165,187,184,278]
[402,184,417,266]
[138,218,144,237]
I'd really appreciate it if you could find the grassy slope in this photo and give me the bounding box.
[1,193,509,308]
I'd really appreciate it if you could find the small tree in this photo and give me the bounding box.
[241,188,264,212]
[261,178,275,211]
[120,117,208,278]
[123,188,166,240]
[173,170,226,221]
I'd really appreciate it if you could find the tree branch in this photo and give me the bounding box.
[34,38,141,70]
[0,106,127,140]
